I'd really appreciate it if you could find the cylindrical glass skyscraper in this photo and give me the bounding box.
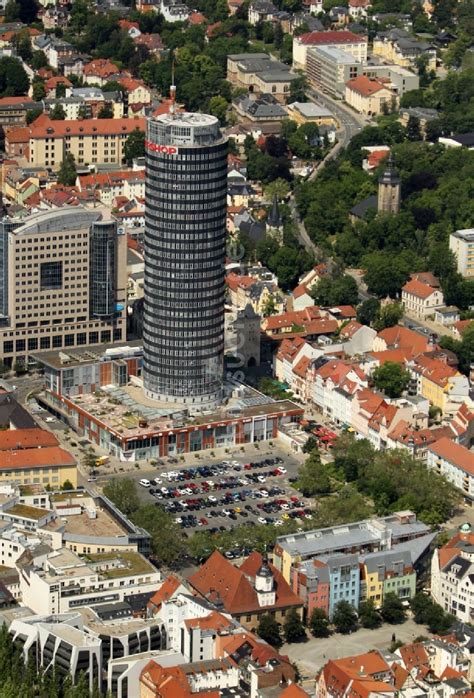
[143,112,227,408]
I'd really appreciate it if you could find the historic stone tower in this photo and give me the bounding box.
[378,154,401,215]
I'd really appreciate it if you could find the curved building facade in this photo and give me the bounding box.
[143,112,227,408]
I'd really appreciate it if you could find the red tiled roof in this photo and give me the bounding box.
[293,355,311,378]
[398,643,429,671]
[26,115,146,139]
[297,30,366,45]
[265,306,322,331]
[293,283,310,299]
[45,76,72,91]
[0,428,58,451]
[377,326,429,353]
[454,319,474,336]
[370,348,415,365]
[402,278,439,299]
[280,685,310,697]
[83,58,120,78]
[340,320,362,338]
[147,574,182,613]
[226,272,257,292]
[187,550,303,614]
[134,33,163,51]
[0,446,75,470]
[184,611,232,631]
[188,10,207,23]
[0,96,35,106]
[367,149,390,168]
[410,271,440,288]
[276,336,307,363]
[347,76,388,96]
[428,437,474,475]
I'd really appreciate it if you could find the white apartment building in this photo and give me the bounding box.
[18,548,161,615]
[292,30,368,70]
[450,229,474,278]
[427,437,474,501]
[431,535,474,624]
[401,279,444,318]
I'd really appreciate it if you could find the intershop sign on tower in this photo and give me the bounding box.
[145,141,178,155]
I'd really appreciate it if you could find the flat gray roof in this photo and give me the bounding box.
[276,513,429,558]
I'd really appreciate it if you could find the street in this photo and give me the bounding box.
[290,87,366,259]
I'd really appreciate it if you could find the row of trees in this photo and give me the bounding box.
[257,590,454,648]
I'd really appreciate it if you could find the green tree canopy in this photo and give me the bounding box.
[359,600,382,628]
[124,128,145,163]
[380,592,406,624]
[372,361,411,398]
[311,274,359,307]
[57,153,77,187]
[310,607,331,637]
[0,57,29,97]
[257,614,282,646]
[283,608,306,643]
[103,477,140,516]
[333,600,358,634]
[297,450,331,496]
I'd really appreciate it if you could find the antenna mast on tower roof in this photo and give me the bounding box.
[169,60,176,117]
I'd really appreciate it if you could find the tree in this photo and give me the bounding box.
[372,361,410,399]
[208,95,228,124]
[381,592,406,624]
[333,600,358,634]
[363,252,411,298]
[358,600,382,628]
[132,504,186,567]
[0,57,29,97]
[26,107,42,125]
[15,32,32,63]
[124,128,145,163]
[56,82,67,98]
[298,450,331,496]
[257,613,282,646]
[283,608,306,643]
[4,0,20,21]
[411,592,454,634]
[310,607,331,637]
[262,294,277,317]
[264,177,290,201]
[31,50,48,70]
[57,153,77,186]
[407,115,422,141]
[61,479,74,491]
[50,104,66,120]
[32,80,46,102]
[81,447,97,473]
[103,477,140,516]
[98,104,113,118]
[312,274,359,307]
[373,302,403,330]
[333,435,374,482]
[357,298,381,326]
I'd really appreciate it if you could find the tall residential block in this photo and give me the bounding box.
[0,208,126,367]
[378,154,401,214]
[143,112,227,409]
[449,229,474,278]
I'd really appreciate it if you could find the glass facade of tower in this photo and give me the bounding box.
[90,220,118,319]
[143,113,227,407]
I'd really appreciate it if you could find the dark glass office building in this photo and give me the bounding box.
[90,220,118,319]
[143,112,227,408]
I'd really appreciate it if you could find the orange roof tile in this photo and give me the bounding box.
[340,320,363,338]
[454,319,474,336]
[147,574,182,613]
[276,336,307,363]
[347,75,388,96]
[293,355,311,378]
[398,643,429,671]
[402,278,439,299]
[293,283,310,299]
[184,611,232,632]
[0,428,58,451]
[298,30,365,45]
[377,326,429,353]
[26,116,146,140]
[280,685,310,697]
[0,446,75,470]
[187,550,303,615]
[428,437,474,475]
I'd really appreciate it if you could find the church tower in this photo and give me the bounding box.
[255,555,276,607]
[378,154,401,215]
[267,193,283,244]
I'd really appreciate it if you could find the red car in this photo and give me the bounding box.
[199,517,208,525]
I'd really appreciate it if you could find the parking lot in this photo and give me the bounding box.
[95,447,314,548]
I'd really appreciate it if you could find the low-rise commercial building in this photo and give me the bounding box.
[274,511,431,583]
